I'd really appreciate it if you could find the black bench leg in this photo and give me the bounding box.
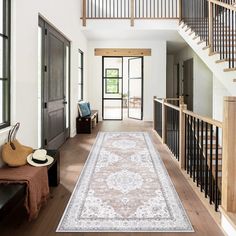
[48,153,60,187]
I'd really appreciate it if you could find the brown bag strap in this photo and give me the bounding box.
[8,122,20,143]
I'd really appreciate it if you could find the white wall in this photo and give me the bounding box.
[213,75,231,122]
[174,46,213,117]
[87,40,167,121]
[0,0,88,166]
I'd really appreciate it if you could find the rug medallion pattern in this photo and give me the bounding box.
[57,132,193,232]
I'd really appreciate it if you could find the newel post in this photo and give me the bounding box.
[222,97,236,212]
[82,0,87,27]
[179,103,187,169]
[162,99,167,144]
[153,96,157,130]
[179,95,184,105]
[130,0,135,27]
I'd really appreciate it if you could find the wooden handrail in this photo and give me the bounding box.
[154,97,180,102]
[154,98,164,103]
[154,97,223,127]
[183,109,223,128]
[209,0,236,12]
[164,102,180,111]
[166,98,180,101]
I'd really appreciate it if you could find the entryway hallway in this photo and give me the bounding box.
[0,120,224,236]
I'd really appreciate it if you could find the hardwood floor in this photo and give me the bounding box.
[0,120,224,236]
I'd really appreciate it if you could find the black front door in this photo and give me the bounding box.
[39,18,70,149]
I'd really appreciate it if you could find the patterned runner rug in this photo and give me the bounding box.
[57,132,193,232]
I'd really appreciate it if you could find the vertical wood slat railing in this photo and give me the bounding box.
[153,96,223,211]
[181,0,236,70]
[82,0,180,26]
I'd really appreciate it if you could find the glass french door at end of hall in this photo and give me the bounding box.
[102,57,123,120]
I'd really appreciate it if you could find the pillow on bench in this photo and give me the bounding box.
[78,101,91,117]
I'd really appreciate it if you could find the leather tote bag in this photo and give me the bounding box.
[2,123,33,167]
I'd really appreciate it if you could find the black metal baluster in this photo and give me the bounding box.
[193,117,196,182]
[209,124,213,204]
[187,115,190,173]
[190,116,193,178]
[197,118,200,186]
[205,123,208,198]
[231,9,234,68]
[185,114,188,170]
[154,0,156,18]
[87,0,89,18]
[215,127,219,211]
[177,110,179,161]
[200,120,204,191]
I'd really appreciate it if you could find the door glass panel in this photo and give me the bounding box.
[103,57,123,120]
[0,1,3,35]
[128,57,143,120]
[103,100,122,120]
[65,46,69,129]
[128,79,142,119]
[37,26,42,148]
[103,57,123,77]
[0,37,9,78]
[0,79,9,124]
[103,78,122,99]
[129,58,142,78]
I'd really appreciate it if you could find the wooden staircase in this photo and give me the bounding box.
[180,0,236,76]
[201,131,222,190]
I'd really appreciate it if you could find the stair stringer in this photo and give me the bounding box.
[178,23,236,95]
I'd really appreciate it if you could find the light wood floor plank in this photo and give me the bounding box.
[0,120,224,236]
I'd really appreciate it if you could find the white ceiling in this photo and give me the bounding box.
[82,29,187,53]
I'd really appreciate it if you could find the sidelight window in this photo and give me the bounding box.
[0,0,11,129]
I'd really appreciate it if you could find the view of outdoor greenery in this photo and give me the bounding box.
[105,69,119,94]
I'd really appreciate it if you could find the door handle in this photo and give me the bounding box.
[63,101,68,105]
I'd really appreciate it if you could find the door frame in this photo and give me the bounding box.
[102,56,124,121]
[127,57,144,120]
[38,16,71,148]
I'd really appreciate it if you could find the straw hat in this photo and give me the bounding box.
[27,149,54,167]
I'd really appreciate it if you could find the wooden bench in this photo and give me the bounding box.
[0,150,60,220]
[76,110,98,134]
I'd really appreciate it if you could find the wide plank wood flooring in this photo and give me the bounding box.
[0,120,225,236]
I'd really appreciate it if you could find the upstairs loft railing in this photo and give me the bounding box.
[181,0,236,70]
[82,0,180,26]
[81,0,236,71]
[153,96,236,218]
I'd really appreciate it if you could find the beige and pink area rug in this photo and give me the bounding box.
[57,132,194,232]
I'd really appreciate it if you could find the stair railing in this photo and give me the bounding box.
[181,0,236,70]
[154,96,236,216]
[82,0,180,26]
[154,96,224,211]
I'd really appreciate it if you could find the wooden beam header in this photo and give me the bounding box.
[94,48,152,57]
